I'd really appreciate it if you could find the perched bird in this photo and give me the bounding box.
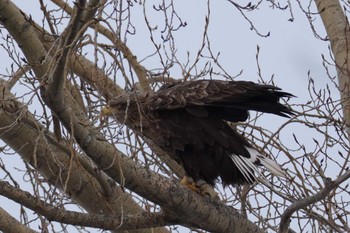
[102,80,294,197]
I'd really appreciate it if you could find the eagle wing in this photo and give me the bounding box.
[106,80,293,187]
[148,80,294,122]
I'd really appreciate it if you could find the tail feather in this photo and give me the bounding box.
[245,147,286,177]
[257,155,286,177]
[229,155,259,184]
[228,147,285,184]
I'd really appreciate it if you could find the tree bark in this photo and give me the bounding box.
[315,0,350,138]
[0,207,38,233]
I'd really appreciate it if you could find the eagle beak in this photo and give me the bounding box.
[101,106,113,116]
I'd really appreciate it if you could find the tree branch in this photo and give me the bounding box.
[279,170,350,233]
[0,181,171,230]
[315,0,350,137]
[0,207,38,233]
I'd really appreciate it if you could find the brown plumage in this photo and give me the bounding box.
[106,80,294,187]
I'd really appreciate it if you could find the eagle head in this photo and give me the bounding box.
[101,91,150,129]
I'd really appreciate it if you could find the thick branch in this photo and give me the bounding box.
[0,0,49,78]
[0,181,171,230]
[0,207,38,233]
[315,0,350,137]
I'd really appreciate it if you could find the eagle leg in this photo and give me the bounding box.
[180,176,219,200]
[180,175,198,192]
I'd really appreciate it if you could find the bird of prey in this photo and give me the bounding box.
[102,79,293,197]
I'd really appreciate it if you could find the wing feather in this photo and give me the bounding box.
[148,80,294,121]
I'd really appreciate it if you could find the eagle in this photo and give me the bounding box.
[102,80,293,196]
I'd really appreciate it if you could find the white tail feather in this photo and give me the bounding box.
[245,147,286,177]
[258,155,286,177]
[228,147,285,184]
[230,155,256,183]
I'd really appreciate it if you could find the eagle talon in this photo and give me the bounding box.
[180,176,198,192]
[180,176,219,200]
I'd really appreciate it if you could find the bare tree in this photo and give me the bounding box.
[0,0,349,232]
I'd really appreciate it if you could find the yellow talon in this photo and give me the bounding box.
[180,176,199,193]
[180,176,219,200]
